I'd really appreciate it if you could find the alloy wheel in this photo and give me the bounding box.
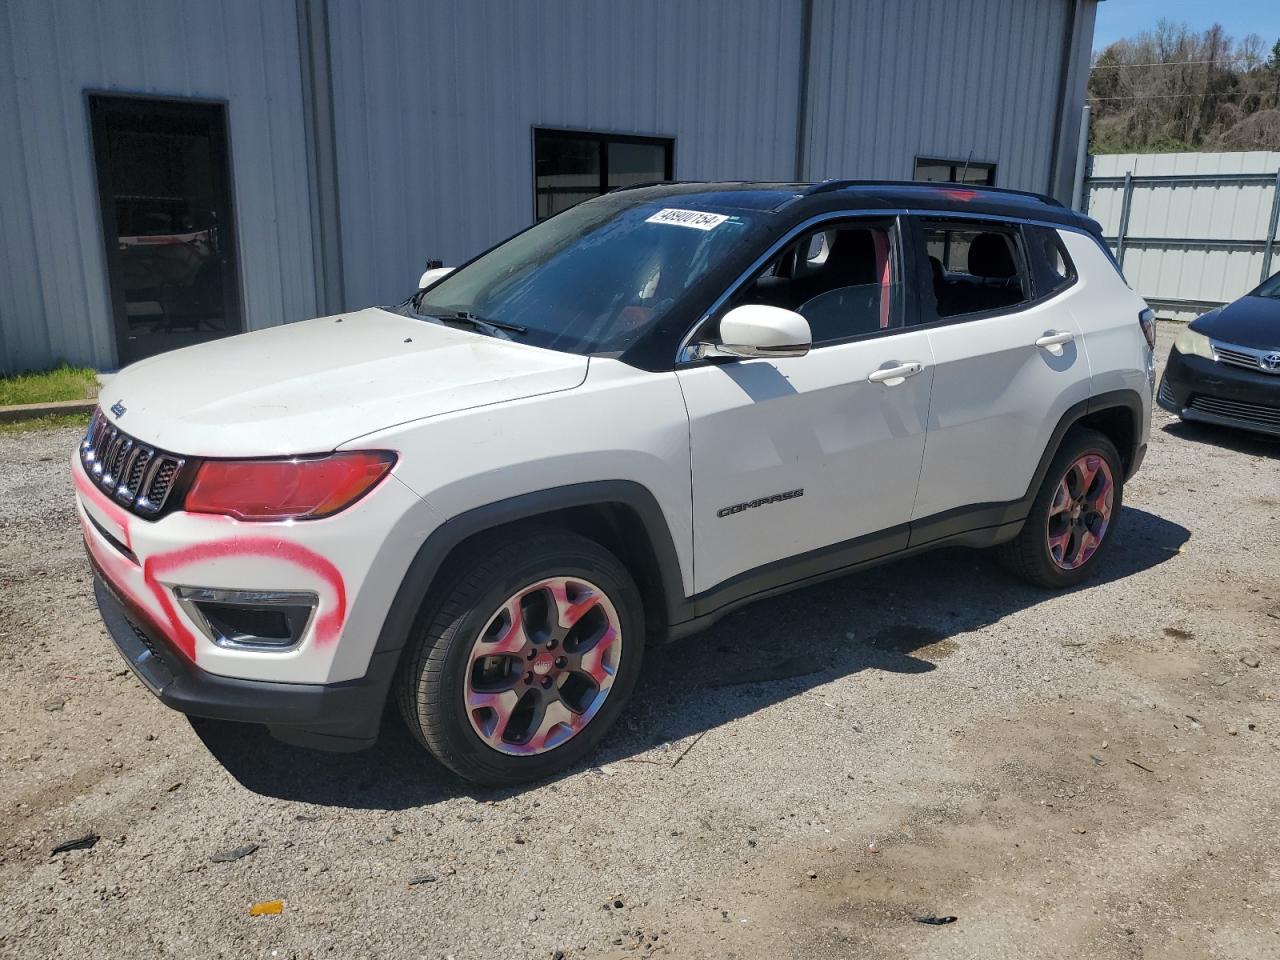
[1046,453,1115,570]
[463,576,623,756]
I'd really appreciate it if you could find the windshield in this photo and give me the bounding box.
[411,197,758,354]
[1254,271,1280,299]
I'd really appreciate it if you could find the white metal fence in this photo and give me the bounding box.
[1082,152,1280,322]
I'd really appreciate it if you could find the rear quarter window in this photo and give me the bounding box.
[1027,226,1077,299]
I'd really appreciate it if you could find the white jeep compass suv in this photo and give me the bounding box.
[76,181,1154,785]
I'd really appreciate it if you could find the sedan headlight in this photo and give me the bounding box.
[1173,327,1215,360]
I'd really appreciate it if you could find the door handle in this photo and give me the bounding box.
[1035,331,1075,348]
[867,361,923,384]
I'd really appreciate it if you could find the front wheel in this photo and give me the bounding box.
[396,530,644,786]
[998,427,1123,588]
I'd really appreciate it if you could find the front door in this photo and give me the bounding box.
[89,95,242,366]
[677,216,934,597]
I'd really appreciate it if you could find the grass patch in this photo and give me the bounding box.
[0,412,92,434]
[0,364,98,406]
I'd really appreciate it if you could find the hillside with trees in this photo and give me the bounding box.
[1089,21,1280,154]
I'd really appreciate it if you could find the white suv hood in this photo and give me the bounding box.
[97,308,589,457]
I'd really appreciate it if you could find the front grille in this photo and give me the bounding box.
[1158,379,1176,407]
[1212,340,1280,374]
[80,407,188,517]
[1188,394,1280,429]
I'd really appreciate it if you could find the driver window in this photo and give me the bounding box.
[729,221,901,345]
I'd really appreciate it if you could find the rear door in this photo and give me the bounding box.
[676,215,934,595]
[908,217,1091,539]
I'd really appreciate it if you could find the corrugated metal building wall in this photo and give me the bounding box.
[803,0,1081,188]
[326,0,805,311]
[0,0,1097,375]
[0,0,319,375]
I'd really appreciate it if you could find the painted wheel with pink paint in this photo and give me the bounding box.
[396,529,644,786]
[998,427,1124,589]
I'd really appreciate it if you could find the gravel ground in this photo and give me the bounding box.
[2,321,1279,959]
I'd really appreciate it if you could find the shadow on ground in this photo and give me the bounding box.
[194,506,1189,810]
[1163,420,1280,458]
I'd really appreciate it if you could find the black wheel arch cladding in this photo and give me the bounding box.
[360,387,1146,719]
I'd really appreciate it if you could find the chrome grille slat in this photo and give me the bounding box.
[139,453,167,498]
[106,429,123,469]
[85,412,111,461]
[147,459,179,504]
[105,436,133,487]
[1212,339,1280,374]
[115,444,143,502]
[1216,347,1261,371]
[94,426,120,478]
[113,438,133,475]
[79,407,187,518]
[127,447,152,487]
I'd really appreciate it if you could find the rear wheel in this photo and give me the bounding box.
[396,530,643,786]
[998,428,1123,588]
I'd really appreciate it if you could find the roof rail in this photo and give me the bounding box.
[803,179,1064,207]
[607,180,669,193]
[606,179,712,194]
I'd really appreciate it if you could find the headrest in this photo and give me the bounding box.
[824,230,876,284]
[752,275,794,305]
[968,233,1016,279]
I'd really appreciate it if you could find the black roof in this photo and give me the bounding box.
[608,179,1101,235]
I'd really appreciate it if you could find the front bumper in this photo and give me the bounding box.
[1158,347,1280,437]
[92,561,398,750]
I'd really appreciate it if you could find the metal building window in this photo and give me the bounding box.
[534,129,673,220]
[914,157,997,187]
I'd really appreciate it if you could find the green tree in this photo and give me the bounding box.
[1088,24,1280,153]
[1270,39,1280,101]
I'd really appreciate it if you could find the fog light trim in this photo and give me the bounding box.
[174,587,318,651]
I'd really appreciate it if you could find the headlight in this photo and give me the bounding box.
[1173,327,1214,360]
[184,451,396,521]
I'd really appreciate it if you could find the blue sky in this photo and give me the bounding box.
[1093,0,1280,52]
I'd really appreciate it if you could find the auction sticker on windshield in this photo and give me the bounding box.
[645,208,730,230]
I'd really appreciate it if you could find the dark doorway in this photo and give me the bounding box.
[89,95,242,366]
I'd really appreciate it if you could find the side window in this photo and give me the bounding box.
[1028,225,1076,298]
[919,221,1032,319]
[728,221,901,345]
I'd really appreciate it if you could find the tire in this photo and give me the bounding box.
[396,528,644,786]
[998,427,1124,589]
